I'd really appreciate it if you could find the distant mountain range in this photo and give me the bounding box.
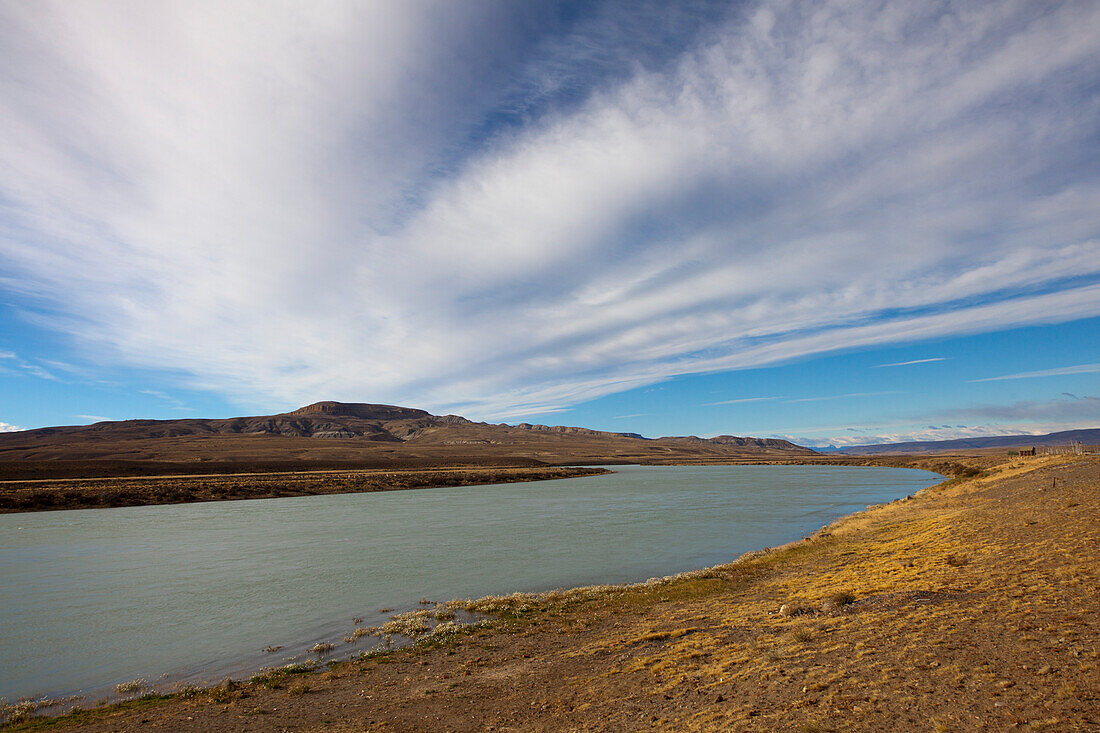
[838,428,1100,455]
[0,401,815,479]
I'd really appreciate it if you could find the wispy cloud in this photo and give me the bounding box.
[1,2,1099,418]
[76,414,111,423]
[783,420,1099,448]
[933,395,1100,422]
[785,391,902,404]
[969,363,1100,383]
[139,389,190,411]
[612,413,652,419]
[873,357,947,368]
[703,396,782,406]
[777,394,1100,447]
[0,349,59,381]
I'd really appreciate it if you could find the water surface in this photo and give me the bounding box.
[0,464,941,700]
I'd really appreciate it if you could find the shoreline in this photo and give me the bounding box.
[5,455,1097,730]
[0,465,610,513]
[0,452,989,514]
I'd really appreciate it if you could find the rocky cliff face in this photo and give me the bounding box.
[288,401,431,421]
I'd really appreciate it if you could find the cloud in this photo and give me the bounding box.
[703,396,782,406]
[934,396,1100,422]
[969,363,1100,383]
[781,395,1100,446]
[0,421,23,433]
[787,420,1098,448]
[785,391,902,404]
[873,358,947,368]
[139,389,190,411]
[1,1,1099,419]
[0,349,59,380]
[612,413,652,419]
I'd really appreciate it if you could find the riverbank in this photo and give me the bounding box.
[0,465,610,513]
[0,453,988,514]
[4,455,1097,730]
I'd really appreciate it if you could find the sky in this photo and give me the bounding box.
[1,0,1098,448]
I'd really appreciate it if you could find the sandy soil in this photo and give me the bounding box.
[4,455,1098,731]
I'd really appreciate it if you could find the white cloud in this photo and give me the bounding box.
[0,348,59,380]
[703,396,782,406]
[779,395,1100,447]
[969,363,1100,383]
[798,421,1100,448]
[0,421,23,433]
[785,391,902,404]
[934,396,1100,423]
[1,1,1099,419]
[873,358,947,368]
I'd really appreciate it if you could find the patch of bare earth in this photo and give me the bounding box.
[7,456,1098,731]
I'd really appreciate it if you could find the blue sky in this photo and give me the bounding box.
[1,0,1098,447]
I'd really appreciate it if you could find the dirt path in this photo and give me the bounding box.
[6,456,1098,731]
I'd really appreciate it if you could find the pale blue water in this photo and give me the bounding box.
[0,464,941,701]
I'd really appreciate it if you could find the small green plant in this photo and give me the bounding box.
[287,681,310,696]
[207,687,234,704]
[249,663,314,689]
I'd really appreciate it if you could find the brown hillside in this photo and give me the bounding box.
[0,402,815,479]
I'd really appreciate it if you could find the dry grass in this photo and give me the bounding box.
[111,680,146,696]
[343,626,379,644]
[286,682,310,697]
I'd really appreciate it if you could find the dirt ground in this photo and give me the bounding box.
[5,455,1098,731]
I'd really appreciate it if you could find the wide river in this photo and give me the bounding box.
[0,464,942,701]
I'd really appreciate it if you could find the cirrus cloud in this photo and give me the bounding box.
[1,1,1099,419]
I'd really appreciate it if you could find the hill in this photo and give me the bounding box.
[0,401,815,479]
[839,427,1100,455]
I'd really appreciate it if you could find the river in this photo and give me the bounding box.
[0,464,942,701]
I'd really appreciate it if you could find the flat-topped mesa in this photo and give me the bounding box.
[663,435,809,451]
[707,435,806,450]
[287,401,431,421]
[512,423,648,440]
